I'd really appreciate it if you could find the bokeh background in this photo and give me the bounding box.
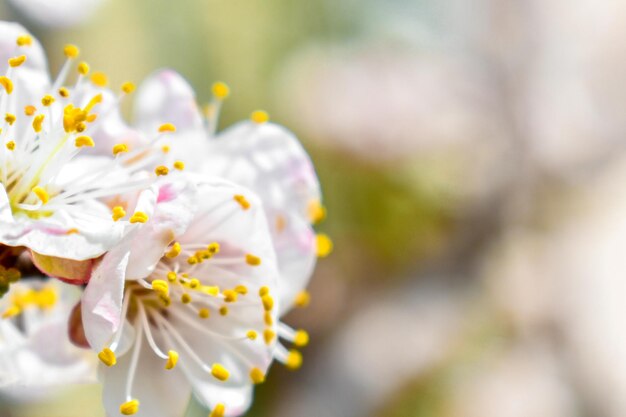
[2,0,626,416]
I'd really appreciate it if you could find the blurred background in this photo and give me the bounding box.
[2,0,626,416]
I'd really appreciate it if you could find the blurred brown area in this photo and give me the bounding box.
[3,0,626,416]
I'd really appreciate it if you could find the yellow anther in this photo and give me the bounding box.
[205,286,220,296]
[165,242,181,258]
[64,44,79,58]
[121,82,136,94]
[233,194,250,210]
[308,200,327,224]
[32,186,49,204]
[5,141,15,151]
[207,243,220,254]
[246,330,258,340]
[212,81,230,100]
[24,105,36,116]
[98,347,117,367]
[286,349,303,370]
[75,135,95,148]
[198,308,210,319]
[112,143,129,155]
[187,255,198,265]
[160,295,172,307]
[120,400,139,415]
[181,293,192,304]
[112,206,126,221]
[2,305,20,319]
[316,233,333,258]
[250,367,265,384]
[158,123,176,133]
[264,329,276,345]
[167,271,177,282]
[173,160,185,170]
[4,113,16,125]
[294,330,310,347]
[65,228,79,235]
[294,290,311,308]
[210,404,226,417]
[90,71,108,87]
[58,87,70,98]
[34,287,57,308]
[0,77,13,94]
[245,254,261,266]
[16,35,32,47]
[234,285,248,295]
[77,61,90,75]
[165,350,179,370]
[76,122,86,133]
[32,114,44,132]
[86,114,98,122]
[41,95,55,106]
[259,286,269,297]
[152,280,169,297]
[161,145,170,153]
[211,363,230,381]
[129,211,148,223]
[261,294,274,311]
[264,311,273,326]
[8,55,26,68]
[251,110,269,124]
[223,289,238,303]
[219,306,228,316]
[155,165,169,176]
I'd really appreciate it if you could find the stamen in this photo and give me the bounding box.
[32,186,49,204]
[112,143,129,155]
[8,55,26,68]
[165,350,179,370]
[5,141,15,151]
[24,105,35,116]
[77,61,90,75]
[154,165,169,176]
[121,82,136,94]
[233,194,250,210]
[63,44,80,59]
[120,400,139,416]
[41,95,55,106]
[316,233,333,258]
[294,290,311,308]
[32,114,44,132]
[16,35,32,47]
[250,368,265,384]
[112,206,126,221]
[250,110,269,124]
[58,87,70,98]
[173,161,185,170]
[211,82,230,100]
[4,114,16,125]
[165,242,181,258]
[158,123,176,133]
[211,363,230,381]
[91,72,108,87]
[0,77,12,94]
[209,404,226,417]
[245,254,261,266]
[75,135,95,148]
[129,211,148,223]
[98,347,117,367]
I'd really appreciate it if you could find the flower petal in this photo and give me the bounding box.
[81,243,130,351]
[134,69,204,134]
[207,122,321,313]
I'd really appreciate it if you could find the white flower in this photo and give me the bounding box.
[7,0,105,29]
[0,22,170,280]
[82,174,286,417]
[132,69,327,314]
[0,279,96,401]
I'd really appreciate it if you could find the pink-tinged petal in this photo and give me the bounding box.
[81,244,130,351]
[30,252,94,284]
[207,122,322,313]
[100,341,191,417]
[125,178,198,280]
[134,69,204,134]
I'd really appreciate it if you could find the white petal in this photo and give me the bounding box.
[81,244,130,350]
[207,122,321,313]
[134,69,204,134]
[7,0,104,29]
[125,178,198,279]
[100,341,191,417]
